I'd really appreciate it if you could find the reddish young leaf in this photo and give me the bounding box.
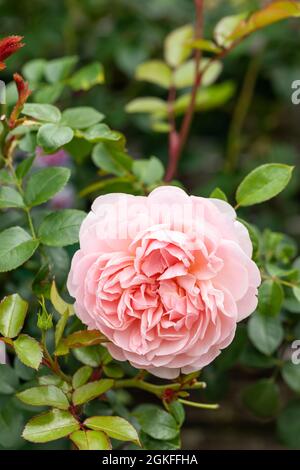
[0,36,24,70]
[9,73,31,128]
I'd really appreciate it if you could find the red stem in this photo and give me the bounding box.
[167,85,179,179]
[165,0,204,182]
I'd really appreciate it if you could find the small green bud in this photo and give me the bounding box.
[37,298,53,331]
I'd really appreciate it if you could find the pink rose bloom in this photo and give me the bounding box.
[67,187,260,379]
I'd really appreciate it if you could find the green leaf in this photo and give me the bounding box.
[14,357,36,381]
[174,81,235,115]
[22,103,61,123]
[0,186,24,209]
[140,431,180,450]
[135,60,172,88]
[61,107,104,129]
[38,209,86,247]
[173,59,222,89]
[103,363,124,379]
[0,402,24,449]
[35,83,64,104]
[125,97,167,114]
[45,56,78,83]
[55,340,69,357]
[248,313,284,356]
[18,131,37,153]
[38,375,64,386]
[258,280,284,317]
[0,365,19,394]
[72,366,93,389]
[17,385,69,410]
[168,401,185,427]
[281,362,300,393]
[283,297,300,314]
[84,416,140,445]
[188,38,222,54]
[263,229,284,259]
[79,124,123,144]
[70,430,111,450]
[209,187,228,201]
[37,124,74,153]
[0,293,28,338]
[14,334,43,370]
[200,60,223,87]
[230,2,300,41]
[3,82,17,107]
[96,347,112,365]
[72,379,114,406]
[0,168,14,184]
[55,310,69,347]
[134,404,179,441]
[50,281,74,316]
[276,236,297,263]
[73,345,103,367]
[151,119,171,133]
[22,59,46,82]
[133,156,164,185]
[38,375,72,395]
[22,409,80,443]
[15,156,35,180]
[292,285,300,303]
[65,330,107,349]
[65,137,92,163]
[236,164,294,207]
[68,62,104,91]
[277,400,300,449]
[214,13,247,47]
[164,24,193,67]
[243,379,280,418]
[239,344,277,369]
[92,142,131,176]
[46,247,70,286]
[0,227,39,273]
[25,167,70,207]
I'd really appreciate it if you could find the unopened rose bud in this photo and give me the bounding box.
[9,73,31,128]
[13,73,31,103]
[37,308,53,331]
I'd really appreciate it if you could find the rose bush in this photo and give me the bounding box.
[68,187,260,378]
